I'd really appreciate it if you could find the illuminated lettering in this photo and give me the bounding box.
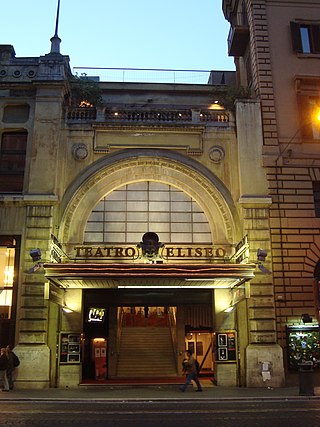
[194,248,202,257]
[88,308,106,323]
[85,247,93,257]
[73,245,228,259]
[125,247,136,257]
[74,246,84,257]
[206,248,214,257]
[216,247,226,258]
[94,247,104,257]
[186,247,193,257]
[176,247,185,257]
[166,248,175,257]
[114,247,124,257]
[104,247,112,257]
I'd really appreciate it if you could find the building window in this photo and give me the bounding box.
[0,131,27,193]
[0,236,19,321]
[84,182,212,244]
[291,22,320,54]
[2,104,30,123]
[297,95,320,139]
[313,182,320,218]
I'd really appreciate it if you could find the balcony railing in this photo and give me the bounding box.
[65,107,230,125]
[73,67,213,84]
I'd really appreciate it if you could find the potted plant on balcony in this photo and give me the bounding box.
[69,73,103,107]
[217,85,251,111]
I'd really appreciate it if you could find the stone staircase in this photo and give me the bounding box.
[116,326,178,378]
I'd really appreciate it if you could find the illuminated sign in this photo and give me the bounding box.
[74,245,228,260]
[88,308,106,323]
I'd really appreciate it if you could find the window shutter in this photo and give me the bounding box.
[311,25,320,54]
[0,132,27,193]
[290,21,302,53]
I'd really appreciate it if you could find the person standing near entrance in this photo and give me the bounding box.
[6,345,19,390]
[0,347,9,392]
[180,350,202,392]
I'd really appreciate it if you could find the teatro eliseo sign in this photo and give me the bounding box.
[73,245,229,260]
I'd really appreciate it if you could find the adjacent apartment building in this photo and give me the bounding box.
[0,0,319,389]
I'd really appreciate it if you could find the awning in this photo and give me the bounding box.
[44,262,256,289]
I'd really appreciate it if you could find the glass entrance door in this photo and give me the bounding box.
[185,331,215,376]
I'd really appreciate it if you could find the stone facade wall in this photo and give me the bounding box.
[268,164,320,346]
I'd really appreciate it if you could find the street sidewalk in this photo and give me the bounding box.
[0,382,319,401]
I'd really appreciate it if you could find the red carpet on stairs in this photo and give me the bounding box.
[81,377,185,385]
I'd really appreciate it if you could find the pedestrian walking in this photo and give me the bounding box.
[180,350,202,392]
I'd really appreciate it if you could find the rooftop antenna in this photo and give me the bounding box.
[50,0,61,54]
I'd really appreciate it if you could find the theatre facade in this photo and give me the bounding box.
[0,40,286,389]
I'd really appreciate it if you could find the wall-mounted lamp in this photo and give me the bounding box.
[257,248,267,262]
[30,248,41,262]
[224,305,234,313]
[28,248,43,273]
[257,249,271,274]
[62,306,73,314]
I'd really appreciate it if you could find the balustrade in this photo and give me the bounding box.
[66,107,229,125]
[105,109,192,123]
[66,107,97,121]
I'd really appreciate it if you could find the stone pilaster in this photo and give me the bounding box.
[239,197,285,386]
[15,205,54,389]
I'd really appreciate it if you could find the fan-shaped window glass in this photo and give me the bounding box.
[84,182,211,244]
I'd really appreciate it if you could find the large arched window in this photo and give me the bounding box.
[84,181,211,244]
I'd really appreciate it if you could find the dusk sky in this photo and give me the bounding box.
[2,1,235,73]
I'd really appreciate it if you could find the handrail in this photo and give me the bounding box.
[73,67,213,84]
[168,307,178,371]
[116,307,125,359]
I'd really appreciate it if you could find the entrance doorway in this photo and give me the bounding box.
[81,289,214,382]
[185,331,215,377]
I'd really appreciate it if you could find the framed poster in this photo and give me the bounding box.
[59,332,81,364]
[218,348,228,361]
[68,354,80,363]
[68,344,80,353]
[216,331,237,362]
[218,334,227,347]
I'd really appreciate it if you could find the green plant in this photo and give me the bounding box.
[217,85,252,111]
[70,73,103,107]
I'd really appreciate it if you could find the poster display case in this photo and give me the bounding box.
[216,331,237,362]
[287,325,320,369]
[59,332,81,364]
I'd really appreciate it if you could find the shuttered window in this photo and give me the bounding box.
[291,22,320,54]
[0,132,27,193]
